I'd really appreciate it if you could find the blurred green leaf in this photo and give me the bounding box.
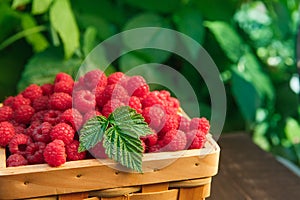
[18,47,82,91]
[123,13,174,63]
[50,0,80,59]
[285,118,300,145]
[20,14,49,52]
[82,26,98,57]
[124,0,182,13]
[11,0,31,9]
[32,0,52,15]
[119,52,147,72]
[205,21,245,63]
[231,68,260,123]
[0,2,21,42]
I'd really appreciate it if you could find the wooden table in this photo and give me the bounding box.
[209,133,300,199]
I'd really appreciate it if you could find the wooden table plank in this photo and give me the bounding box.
[209,133,300,200]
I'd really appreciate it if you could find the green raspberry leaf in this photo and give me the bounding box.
[78,116,108,152]
[103,125,144,173]
[108,106,153,138]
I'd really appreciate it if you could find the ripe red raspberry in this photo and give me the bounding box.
[49,92,72,111]
[31,110,47,123]
[65,140,86,161]
[83,69,107,90]
[50,123,75,145]
[96,84,128,108]
[14,105,35,125]
[141,132,158,148]
[102,99,125,118]
[14,125,26,134]
[6,154,28,167]
[32,122,52,143]
[32,96,49,111]
[22,84,43,102]
[0,121,16,147]
[54,72,73,84]
[25,121,41,137]
[128,96,142,114]
[44,110,61,125]
[186,130,206,149]
[142,91,163,108]
[54,80,74,95]
[161,114,179,134]
[178,116,190,133]
[3,96,14,107]
[60,108,83,130]
[0,106,13,122]
[125,76,150,98]
[26,142,46,164]
[43,139,66,167]
[142,105,166,132]
[73,90,96,113]
[189,117,210,135]
[73,76,86,91]
[147,144,161,153]
[9,134,32,156]
[89,141,107,159]
[41,83,54,96]
[12,94,31,109]
[82,110,102,125]
[107,72,126,85]
[160,129,186,151]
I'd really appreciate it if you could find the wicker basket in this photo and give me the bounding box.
[0,133,219,200]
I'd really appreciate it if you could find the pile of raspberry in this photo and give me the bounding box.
[0,69,210,167]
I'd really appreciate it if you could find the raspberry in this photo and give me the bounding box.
[44,110,61,125]
[142,105,166,132]
[128,96,142,114]
[73,90,96,113]
[9,134,32,156]
[141,132,158,147]
[43,139,66,167]
[189,117,210,135]
[49,92,72,111]
[148,144,161,153]
[26,142,46,164]
[178,116,190,133]
[102,99,125,118]
[160,129,186,151]
[96,84,128,107]
[60,108,83,130]
[41,83,54,96]
[161,114,179,134]
[12,94,31,109]
[107,72,125,85]
[142,91,163,108]
[0,121,16,147]
[0,106,13,122]
[14,125,26,134]
[25,121,41,137]
[6,154,28,167]
[22,84,43,102]
[54,80,74,95]
[14,105,35,125]
[126,75,149,98]
[89,141,107,159]
[31,110,47,123]
[32,122,52,143]
[3,96,14,107]
[50,123,75,145]
[186,130,206,149]
[82,110,102,125]
[83,69,107,90]
[65,140,86,161]
[54,72,73,84]
[32,96,49,111]
[73,76,86,91]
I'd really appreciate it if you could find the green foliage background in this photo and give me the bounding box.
[0,0,299,167]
